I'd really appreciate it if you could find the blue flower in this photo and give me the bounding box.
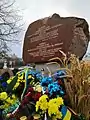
[28,70,41,77]
[54,70,66,79]
[41,76,53,86]
[60,90,65,96]
[0,76,3,80]
[1,82,7,87]
[48,81,65,96]
[48,82,60,95]
[36,73,42,80]
[29,70,36,76]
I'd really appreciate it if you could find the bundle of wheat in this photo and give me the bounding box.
[48,53,90,120]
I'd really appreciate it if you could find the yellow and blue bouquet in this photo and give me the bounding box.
[0,64,87,120]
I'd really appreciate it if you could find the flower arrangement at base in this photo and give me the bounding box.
[0,55,89,120]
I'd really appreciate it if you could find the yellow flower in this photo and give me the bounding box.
[28,75,32,79]
[36,95,63,119]
[48,103,58,116]
[0,92,8,100]
[32,77,34,80]
[0,105,5,109]
[33,114,40,119]
[4,103,10,108]
[18,75,24,80]
[35,85,42,92]
[12,94,16,99]
[22,79,25,82]
[52,112,62,120]
[48,97,63,119]
[7,79,12,84]
[40,101,48,111]
[56,97,63,106]
[36,101,39,112]
[36,95,48,112]
[20,116,27,120]
[56,112,62,119]
[39,94,48,101]
[7,77,14,84]
[13,82,20,90]
[48,97,63,108]
[0,103,10,109]
[5,95,17,107]
[6,97,12,104]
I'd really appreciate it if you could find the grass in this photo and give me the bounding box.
[48,52,90,120]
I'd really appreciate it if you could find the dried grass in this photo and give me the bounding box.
[48,52,90,120]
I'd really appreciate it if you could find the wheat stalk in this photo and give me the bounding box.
[48,54,90,119]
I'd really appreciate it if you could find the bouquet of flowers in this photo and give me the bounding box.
[1,67,83,120]
[0,55,89,120]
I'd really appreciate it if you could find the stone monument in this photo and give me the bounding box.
[23,13,89,64]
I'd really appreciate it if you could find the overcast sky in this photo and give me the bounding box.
[12,0,90,57]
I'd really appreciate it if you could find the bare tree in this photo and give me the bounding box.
[0,0,23,57]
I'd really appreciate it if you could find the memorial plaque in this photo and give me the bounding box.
[23,13,89,63]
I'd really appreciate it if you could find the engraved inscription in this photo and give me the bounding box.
[28,42,63,58]
[28,24,62,43]
[27,23,63,59]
